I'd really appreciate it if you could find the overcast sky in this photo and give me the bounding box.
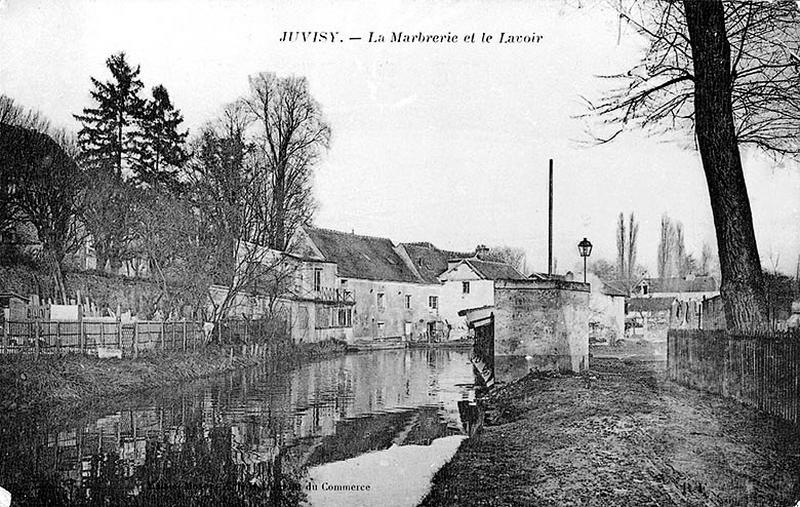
[1,0,798,275]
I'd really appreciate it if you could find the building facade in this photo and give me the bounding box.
[438,258,527,341]
[288,227,448,343]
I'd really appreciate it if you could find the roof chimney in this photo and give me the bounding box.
[475,244,489,259]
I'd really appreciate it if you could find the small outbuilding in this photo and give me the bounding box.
[0,292,29,322]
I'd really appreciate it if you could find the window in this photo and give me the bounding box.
[428,296,438,309]
[405,294,412,309]
[313,268,322,292]
[462,281,470,294]
[298,306,309,330]
[377,292,386,310]
[338,308,352,327]
[377,322,385,336]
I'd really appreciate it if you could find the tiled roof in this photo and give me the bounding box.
[401,242,473,284]
[601,281,629,297]
[305,227,421,283]
[464,259,527,281]
[644,276,718,293]
[627,297,675,313]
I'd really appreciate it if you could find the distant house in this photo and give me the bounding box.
[438,258,527,340]
[211,227,526,345]
[288,227,444,343]
[632,275,718,300]
[0,292,29,322]
[620,275,719,340]
[587,281,626,345]
[626,297,675,339]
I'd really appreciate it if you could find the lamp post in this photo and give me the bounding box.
[578,237,593,283]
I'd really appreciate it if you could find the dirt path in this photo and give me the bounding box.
[421,357,800,506]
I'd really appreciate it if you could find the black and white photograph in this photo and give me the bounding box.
[1,0,800,505]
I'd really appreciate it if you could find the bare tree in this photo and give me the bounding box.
[589,258,618,280]
[674,222,687,277]
[243,73,331,250]
[611,211,643,294]
[700,242,714,275]
[482,246,527,273]
[616,212,626,277]
[184,104,299,329]
[0,124,85,302]
[81,172,139,273]
[657,214,673,279]
[0,95,51,133]
[627,212,639,282]
[589,1,800,330]
[131,189,198,315]
[0,96,57,238]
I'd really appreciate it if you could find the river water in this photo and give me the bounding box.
[0,348,478,506]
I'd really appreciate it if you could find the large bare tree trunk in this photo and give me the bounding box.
[684,0,767,331]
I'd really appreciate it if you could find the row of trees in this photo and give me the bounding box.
[589,211,718,293]
[656,214,717,280]
[1,52,331,323]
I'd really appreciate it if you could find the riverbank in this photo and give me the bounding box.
[0,339,347,413]
[421,356,800,506]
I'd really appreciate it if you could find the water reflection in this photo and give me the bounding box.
[0,348,475,506]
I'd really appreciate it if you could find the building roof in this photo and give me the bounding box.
[643,276,718,293]
[305,227,421,283]
[462,259,527,281]
[601,281,629,297]
[0,292,29,303]
[401,242,473,284]
[627,297,675,313]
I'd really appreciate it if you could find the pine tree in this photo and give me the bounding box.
[132,84,188,191]
[74,52,146,273]
[74,52,145,180]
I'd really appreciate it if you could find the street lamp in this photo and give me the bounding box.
[578,237,593,283]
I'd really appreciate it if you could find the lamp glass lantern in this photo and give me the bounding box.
[578,237,592,283]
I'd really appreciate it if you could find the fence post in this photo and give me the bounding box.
[133,321,139,359]
[183,320,187,352]
[34,321,40,360]
[56,322,61,355]
[3,319,8,355]
[117,318,122,352]
[161,321,165,350]
[79,320,85,355]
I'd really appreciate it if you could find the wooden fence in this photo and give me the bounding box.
[668,329,800,425]
[0,318,289,358]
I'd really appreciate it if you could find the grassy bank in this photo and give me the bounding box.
[0,339,347,413]
[421,357,800,506]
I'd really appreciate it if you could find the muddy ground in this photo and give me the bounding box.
[421,350,800,506]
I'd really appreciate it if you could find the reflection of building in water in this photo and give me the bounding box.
[10,349,475,504]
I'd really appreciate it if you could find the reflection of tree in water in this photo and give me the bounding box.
[3,350,477,505]
[73,423,308,506]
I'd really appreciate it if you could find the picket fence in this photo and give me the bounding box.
[668,329,800,425]
[1,318,289,358]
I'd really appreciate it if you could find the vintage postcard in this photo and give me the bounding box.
[1,1,799,505]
